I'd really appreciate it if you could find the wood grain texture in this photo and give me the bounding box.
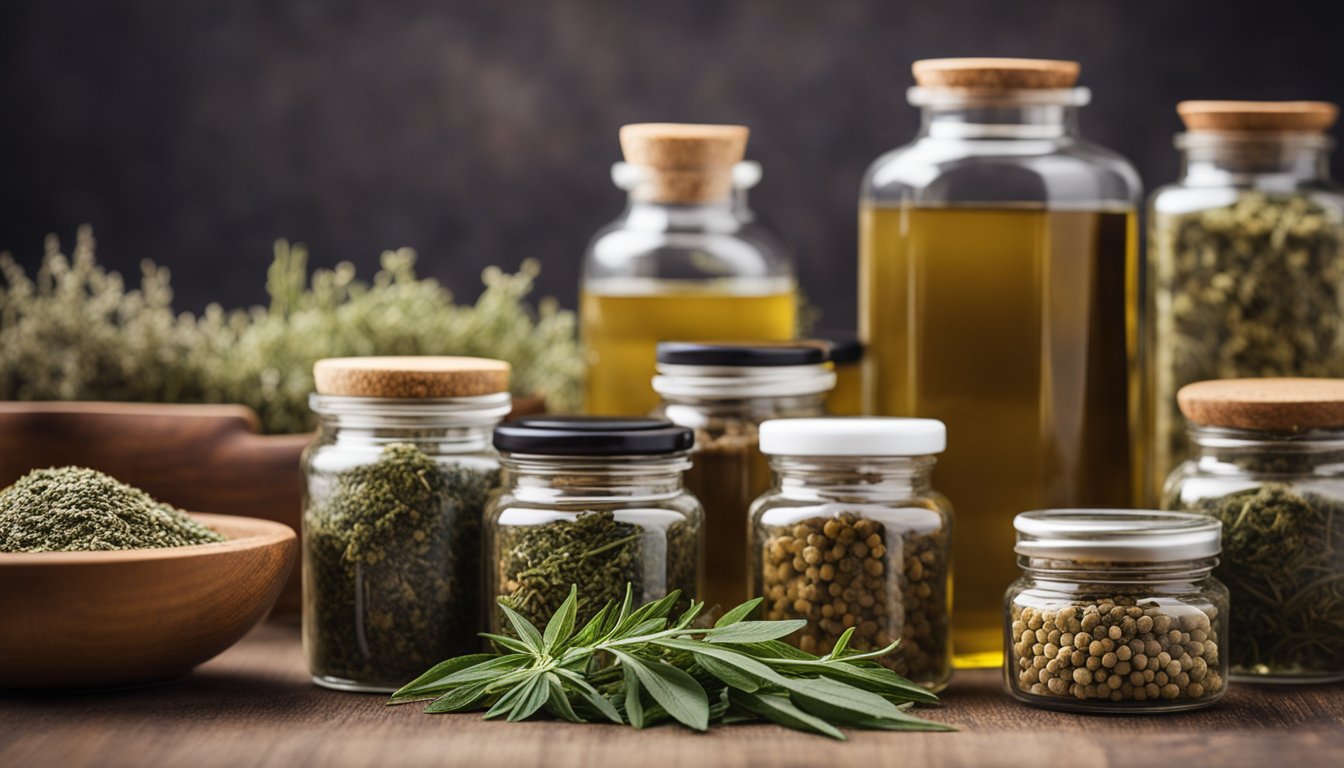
[2,620,1341,768]
[0,514,295,689]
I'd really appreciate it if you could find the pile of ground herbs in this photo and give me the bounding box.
[0,466,225,552]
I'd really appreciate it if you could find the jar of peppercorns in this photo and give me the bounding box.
[748,417,952,691]
[1005,510,1229,713]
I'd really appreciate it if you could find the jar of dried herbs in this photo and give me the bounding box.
[485,416,703,633]
[1164,377,1344,683]
[652,341,834,611]
[302,356,511,692]
[1005,510,1228,713]
[1141,100,1344,500]
[748,418,952,691]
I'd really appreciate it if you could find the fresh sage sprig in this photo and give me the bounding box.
[389,585,953,739]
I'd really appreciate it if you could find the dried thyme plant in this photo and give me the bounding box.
[391,586,952,739]
[0,227,583,433]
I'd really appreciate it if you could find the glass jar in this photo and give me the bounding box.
[1143,101,1344,499]
[485,416,703,633]
[581,123,796,416]
[1163,377,1344,682]
[301,357,511,692]
[1005,510,1228,713]
[652,341,834,610]
[749,418,952,691]
[860,58,1141,668]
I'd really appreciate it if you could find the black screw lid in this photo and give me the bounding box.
[815,334,864,366]
[655,341,830,367]
[493,416,695,456]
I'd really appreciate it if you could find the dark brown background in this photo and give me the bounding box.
[3,0,1344,329]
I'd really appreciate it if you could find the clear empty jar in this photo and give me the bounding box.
[749,418,952,691]
[484,417,703,634]
[1005,510,1228,713]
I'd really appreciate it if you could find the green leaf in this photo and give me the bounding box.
[779,659,939,704]
[673,600,704,629]
[705,620,807,644]
[480,633,534,655]
[851,713,956,732]
[543,585,579,653]
[498,603,546,654]
[732,639,816,660]
[714,597,763,628]
[424,681,492,713]
[389,654,526,701]
[509,675,552,722]
[570,602,613,646]
[694,654,762,693]
[828,627,855,659]
[622,662,645,728]
[728,689,846,740]
[483,675,535,720]
[784,676,908,721]
[612,650,709,732]
[657,638,786,687]
[544,673,584,723]
[554,668,623,725]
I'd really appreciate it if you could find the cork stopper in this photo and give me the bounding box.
[313,356,510,399]
[1177,378,1344,433]
[618,123,749,203]
[912,58,1080,90]
[1178,101,1338,133]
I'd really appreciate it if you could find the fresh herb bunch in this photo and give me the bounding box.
[0,227,583,432]
[390,585,952,739]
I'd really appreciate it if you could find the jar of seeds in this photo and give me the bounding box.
[748,418,952,691]
[302,357,511,692]
[1165,378,1344,683]
[1005,510,1228,713]
[484,417,703,634]
[1141,100,1344,500]
[652,341,834,612]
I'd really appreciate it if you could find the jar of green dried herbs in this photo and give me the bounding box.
[1005,510,1228,713]
[1164,377,1344,683]
[302,357,511,692]
[1141,100,1344,500]
[652,341,834,612]
[748,418,952,691]
[485,416,703,633]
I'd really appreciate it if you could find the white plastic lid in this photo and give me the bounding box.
[1014,510,1222,563]
[758,417,946,456]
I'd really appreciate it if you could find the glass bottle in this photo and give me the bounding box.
[1163,377,1344,682]
[302,356,511,692]
[859,58,1141,667]
[581,123,797,416]
[651,341,834,611]
[484,416,703,633]
[1005,509,1228,713]
[1143,101,1344,499]
[748,417,953,691]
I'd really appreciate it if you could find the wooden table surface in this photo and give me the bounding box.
[3,619,1343,768]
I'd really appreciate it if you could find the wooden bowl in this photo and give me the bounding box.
[0,513,296,690]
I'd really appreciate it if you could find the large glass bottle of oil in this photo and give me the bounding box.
[859,59,1141,668]
[582,123,796,416]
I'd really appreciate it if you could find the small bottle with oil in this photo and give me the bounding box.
[859,59,1142,668]
[581,123,796,416]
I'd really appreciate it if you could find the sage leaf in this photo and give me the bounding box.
[544,673,584,723]
[622,662,645,728]
[499,604,546,654]
[729,689,846,741]
[612,650,709,732]
[694,654,762,693]
[389,653,499,702]
[705,620,807,644]
[509,675,552,722]
[714,597,763,628]
[543,585,579,653]
[784,676,907,721]
[424,681,492,713]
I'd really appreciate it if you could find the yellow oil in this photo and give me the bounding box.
[581,282,796,415]
[859,205,1136,668]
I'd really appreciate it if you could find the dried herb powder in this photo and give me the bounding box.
[760,512,949,685]
[0,466,224,552]
[494,509,699,631]
[1151,192,1344,478]
[1010,598,1224,704]
[304,443,497,688]
[1181,483,1344,676]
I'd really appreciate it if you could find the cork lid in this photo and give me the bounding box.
[1177,378,1344,433]
[1178,101,1339,133]
[618,123,749,204]
[313,356,510,398]
[912,58,1080,90]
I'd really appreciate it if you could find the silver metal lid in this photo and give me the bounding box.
[1014,509,1222,563]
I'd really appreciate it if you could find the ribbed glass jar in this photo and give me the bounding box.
[1004,510,1228,713]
